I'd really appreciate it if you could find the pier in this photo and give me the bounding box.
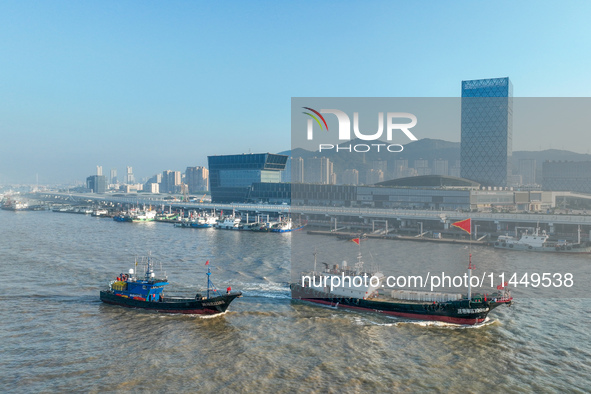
[33,192,591,241]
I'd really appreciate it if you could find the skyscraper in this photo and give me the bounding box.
[461,77,513,187]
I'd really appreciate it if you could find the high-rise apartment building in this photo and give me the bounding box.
[365,169,384,185]
[304,157,334,184]
[432,159,449,176]
[519,159,537,185]
[290,157,304,183]
[185,166,209,193]
[110,168,117,185]
[161,170,182,194]
[126,166,135,184]
[342,169,359,185]
[542,161,591,193]
[460,77,513,187]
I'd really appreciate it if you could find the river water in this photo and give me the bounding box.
[1,210,590,393]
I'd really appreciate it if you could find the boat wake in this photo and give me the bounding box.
[395,316,496,329]
[234,282,290,299]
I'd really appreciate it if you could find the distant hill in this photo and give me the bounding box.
[279,140,591,182]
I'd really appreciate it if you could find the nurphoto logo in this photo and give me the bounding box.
[302,107,418,153]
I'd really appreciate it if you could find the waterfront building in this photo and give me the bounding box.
[208,153,288,203]
[86,175,107,193]
[461,77,513,187]
[290,175,558,212]
[185,166,209,193]
[96,166,103,176]
[542,161,591,193]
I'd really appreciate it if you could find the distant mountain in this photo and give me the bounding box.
[279,140,591,182]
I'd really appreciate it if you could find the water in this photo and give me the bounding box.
[1,210,590,393]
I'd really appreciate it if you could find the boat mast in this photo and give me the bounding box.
[468,220,472,301]
[206,262,211,299]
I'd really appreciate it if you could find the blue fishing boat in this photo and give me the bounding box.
[100,255,241,315]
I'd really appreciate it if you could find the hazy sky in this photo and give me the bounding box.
[1,1,590,184]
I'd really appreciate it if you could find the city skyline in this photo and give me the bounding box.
[2,1,591,184]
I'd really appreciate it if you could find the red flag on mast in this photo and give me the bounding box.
[205,260,209,266]
[451,218,471,234]
[351,238,360,245]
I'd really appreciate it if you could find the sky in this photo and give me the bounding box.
[1,0,590,184]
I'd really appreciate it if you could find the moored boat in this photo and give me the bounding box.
[100,256,242,315]
[494,226,591,253]
[191,213,218,228]
[1,197,29,211]
[216,216,241,230]
[269,218,305,233]
[92,208,109,217]
[131,210,157,222]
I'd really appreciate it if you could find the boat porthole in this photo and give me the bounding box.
[509,244,514,248]
[528,246,533,250]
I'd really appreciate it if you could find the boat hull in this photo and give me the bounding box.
[270,225,305,233]
[113,216,132,222]
[494,242,591,253]
[290,284,510,325]
[100,291,241,315]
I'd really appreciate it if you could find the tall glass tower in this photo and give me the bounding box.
[460,77,513,187]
